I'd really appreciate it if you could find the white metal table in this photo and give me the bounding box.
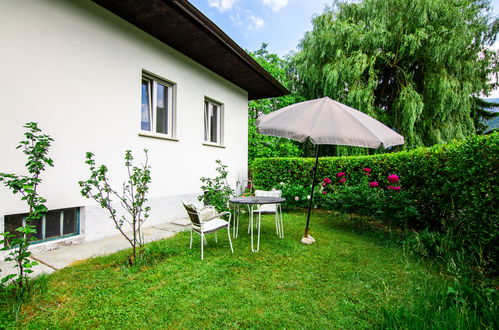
[229,196,285,252]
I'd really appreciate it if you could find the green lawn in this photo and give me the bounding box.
[2,210,444,328]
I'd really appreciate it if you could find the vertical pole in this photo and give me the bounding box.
[304,144,320,238]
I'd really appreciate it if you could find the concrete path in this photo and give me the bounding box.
[0,219,190,280]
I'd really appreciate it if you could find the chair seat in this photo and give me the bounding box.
[195,218,229,234]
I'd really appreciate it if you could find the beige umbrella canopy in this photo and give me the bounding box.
[256,97,404,243]
[257,97,404,148]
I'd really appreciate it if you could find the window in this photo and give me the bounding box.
[141,73,175,137]
[204,99,223,145]
[3,207,80,246]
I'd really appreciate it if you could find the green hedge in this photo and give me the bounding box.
[252,133,499,272]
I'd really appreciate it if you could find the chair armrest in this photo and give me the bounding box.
[204,211,230,221]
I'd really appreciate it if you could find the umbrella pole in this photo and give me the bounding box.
[304,144,319,238]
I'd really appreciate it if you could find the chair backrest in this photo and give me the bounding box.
[182,201,202,226]
[255,190,282,212]
[255,189,282,198]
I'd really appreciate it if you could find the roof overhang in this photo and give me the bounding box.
[91,0,289,100]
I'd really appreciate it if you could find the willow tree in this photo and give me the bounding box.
[292,0,498,149]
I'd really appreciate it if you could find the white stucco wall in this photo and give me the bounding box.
[0,0,248,245]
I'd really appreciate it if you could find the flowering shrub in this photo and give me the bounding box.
[252,133,499,273]
[387,174,400,183]
[317,168,417,227]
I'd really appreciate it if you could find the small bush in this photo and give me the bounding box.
[199,160,234,213]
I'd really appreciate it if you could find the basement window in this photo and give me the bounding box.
[3,207,80,246]
[141,72,176,138]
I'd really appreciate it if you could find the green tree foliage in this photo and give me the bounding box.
[472,97,499,133]
[248,44,304,163]
[292,0,498,149]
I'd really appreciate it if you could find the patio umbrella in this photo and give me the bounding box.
[256,97,404,243]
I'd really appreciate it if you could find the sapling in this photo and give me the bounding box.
[0,122,54,296]
[79,150,151,265]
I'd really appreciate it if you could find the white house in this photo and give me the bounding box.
[0,0,287,252]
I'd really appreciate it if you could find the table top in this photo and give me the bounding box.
[229,196,285,204]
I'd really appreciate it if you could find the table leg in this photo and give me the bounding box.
[279,204,284,238]
[256,208,261,252]
[233,204,238,239]
[250,205,255,252]
[275,207,280,237]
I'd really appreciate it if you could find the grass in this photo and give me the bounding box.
[0,210,485,328]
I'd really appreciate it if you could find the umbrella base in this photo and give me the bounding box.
[301,235,316,245]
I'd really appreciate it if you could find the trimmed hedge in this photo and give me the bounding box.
[252,133,499,271]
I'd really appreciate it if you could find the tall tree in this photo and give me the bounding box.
[292,0,498,149]
[471,97,498,133]
[248,44,305,164]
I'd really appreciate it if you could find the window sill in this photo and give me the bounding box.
[203,142,225,149]
[139,131,178,141]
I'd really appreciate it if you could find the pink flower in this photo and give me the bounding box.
[322,191,327,194]
[339,178,347,183]
[387,186,401,191]
[336,172,346,178]
[323,177,332,184]
[369,182,379,188]
[363,168,372,173]
[387,174,400,183]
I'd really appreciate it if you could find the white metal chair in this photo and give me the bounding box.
[250,190,284,238]
[182,201,234,260]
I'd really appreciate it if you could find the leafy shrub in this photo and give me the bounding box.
[252,133,499,273]
[275,182,310,208]
[199,160,234,214]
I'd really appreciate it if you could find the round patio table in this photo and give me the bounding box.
[229,196,285,252]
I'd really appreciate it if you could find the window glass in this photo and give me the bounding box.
[156,83,168,134]
[141,74,175,137]
[3,207,79,246]
[210,104,218,143]
[204,101,209,141]
[141,80,151,131]
[30,217,43,241]
[45,210,61,239]
[204,99,223,145]
[63,208,77,235]
[4,214,23,246]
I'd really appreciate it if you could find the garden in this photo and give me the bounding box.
[1,128,497,328]
[1,0,498,327]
